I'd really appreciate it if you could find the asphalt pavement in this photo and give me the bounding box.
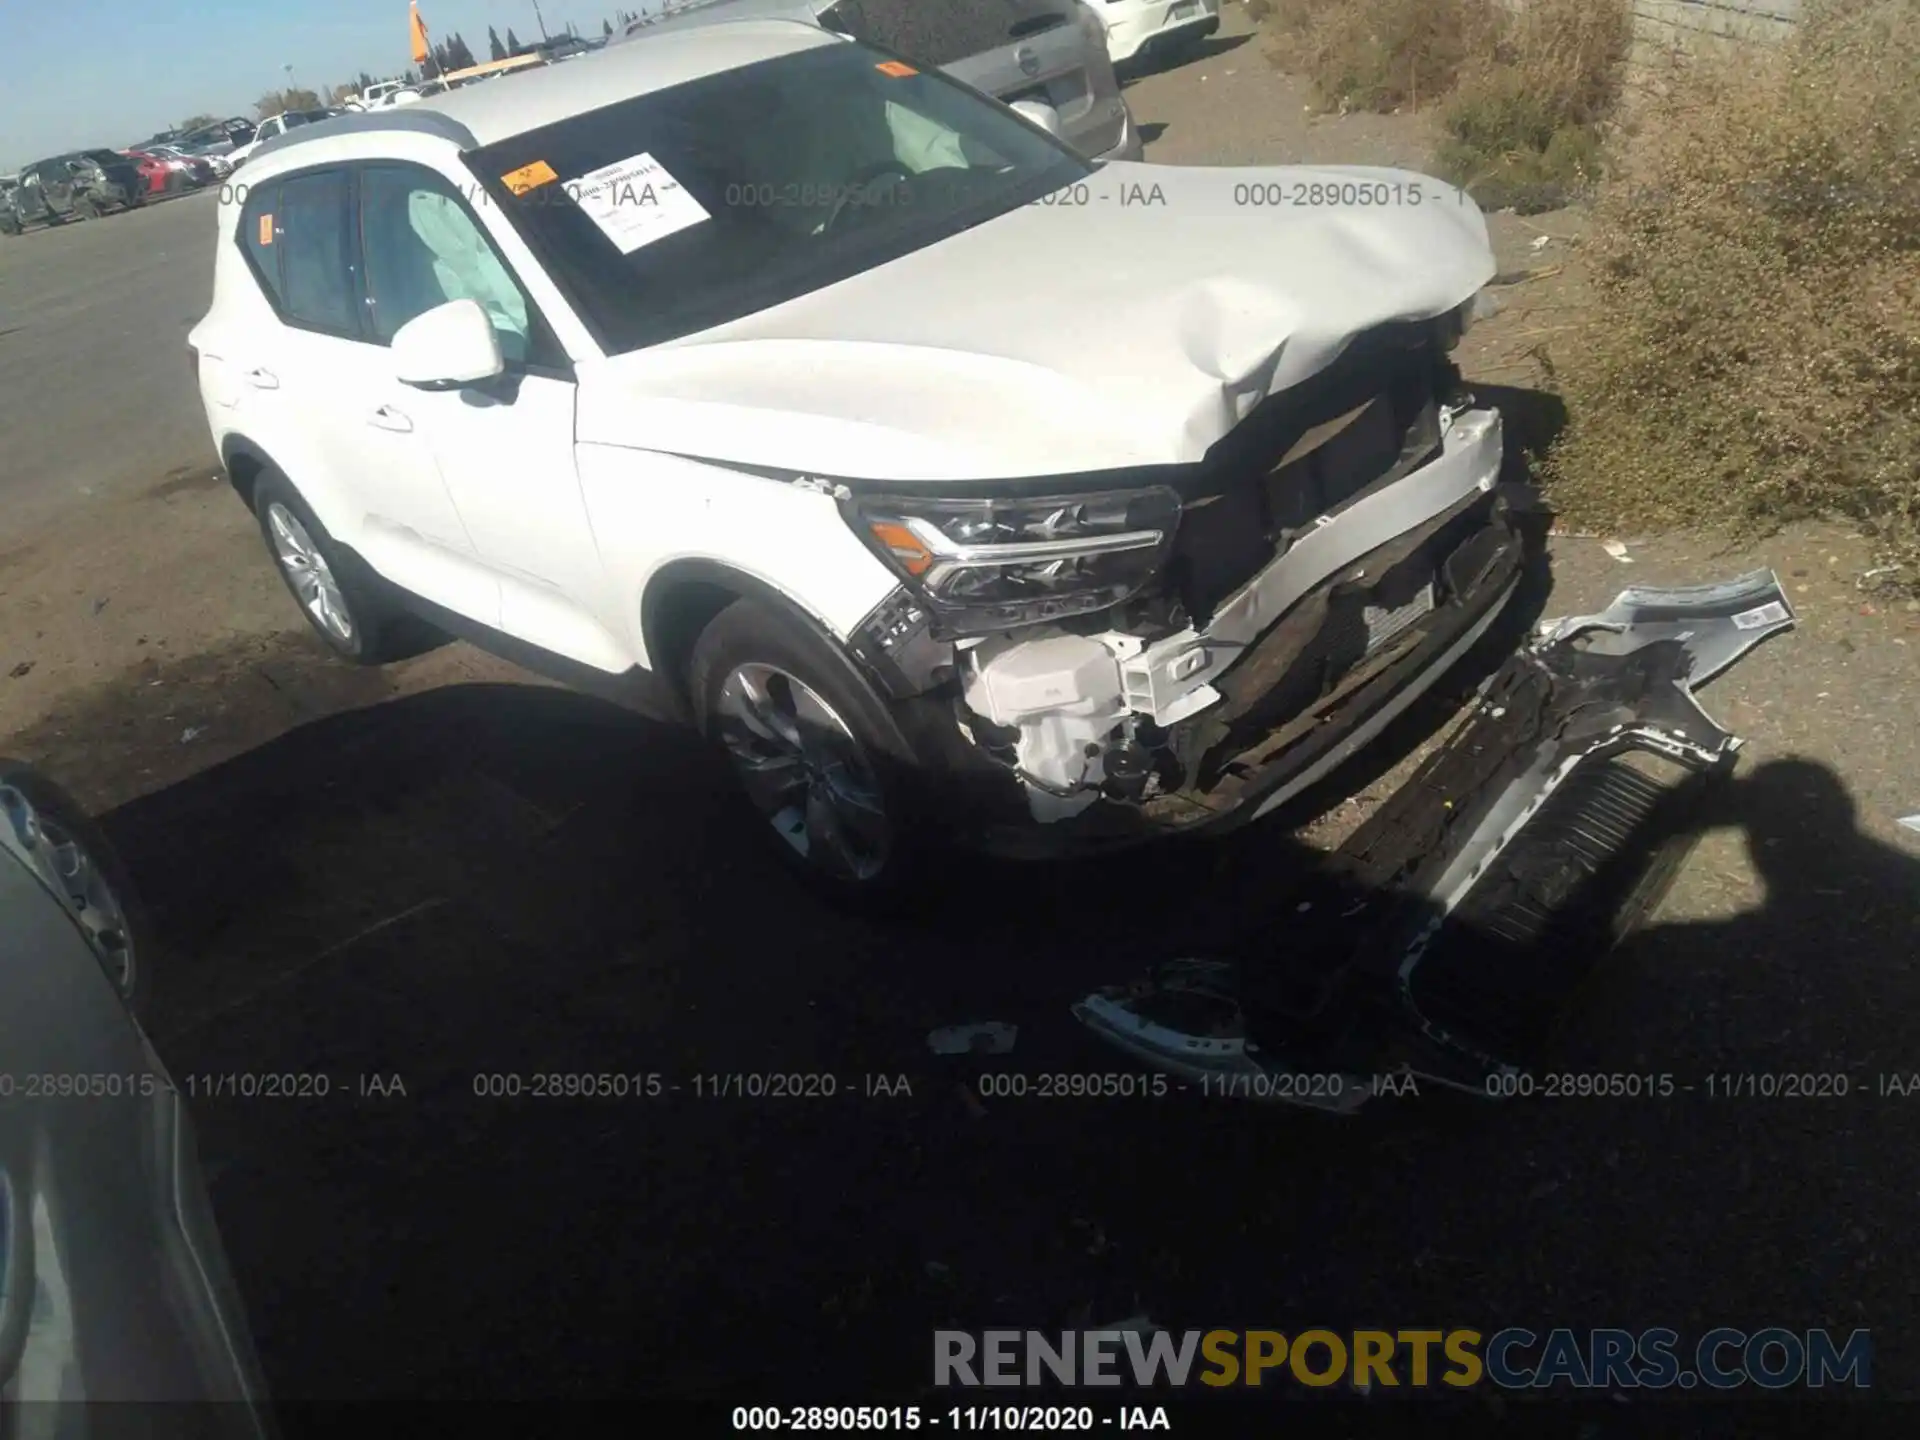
[0,189,219,539]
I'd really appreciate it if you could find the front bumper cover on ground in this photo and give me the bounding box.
[1073,569,1796,1110]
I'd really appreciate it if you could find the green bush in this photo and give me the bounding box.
[1543,0,1920,563]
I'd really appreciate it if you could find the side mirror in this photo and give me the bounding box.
[391,299,504,389]
[1010,99,1065,139]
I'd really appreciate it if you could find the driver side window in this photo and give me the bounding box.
[356,163,540,365]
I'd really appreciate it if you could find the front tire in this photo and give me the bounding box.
[688,598,930,902]
[252,469,436,664]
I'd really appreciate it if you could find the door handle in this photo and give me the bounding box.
[368,404,413,434]
[244,367,279,390]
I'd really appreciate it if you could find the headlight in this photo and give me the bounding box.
[844,486,1182,637]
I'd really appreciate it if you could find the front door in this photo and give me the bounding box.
[353,161,626,673]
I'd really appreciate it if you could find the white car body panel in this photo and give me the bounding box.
[1098,0,1220,64]
[572,436,900,669]
[580,162,1493,480]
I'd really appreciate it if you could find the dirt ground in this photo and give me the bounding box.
[3,4,1919,1410]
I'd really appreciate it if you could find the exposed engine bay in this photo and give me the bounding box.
[869,314,1531,838]
[1070,569,1798,1109]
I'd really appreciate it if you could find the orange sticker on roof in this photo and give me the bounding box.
[875,59,917,76]
[501,159,559,195]
[257,213,273,245]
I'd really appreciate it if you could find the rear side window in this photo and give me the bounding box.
[240,183,279,294]
[238,170,361,336]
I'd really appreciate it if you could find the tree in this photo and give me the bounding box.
[178,113,219,131]
[488,25,507,60]
[448,32,477,69]
[602,17,613,35]
[506,26,522,51]
[255,87,320,118]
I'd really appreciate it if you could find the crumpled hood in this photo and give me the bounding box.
[578,162,1495,481]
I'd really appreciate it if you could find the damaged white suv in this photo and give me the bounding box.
[190,18,1530,893]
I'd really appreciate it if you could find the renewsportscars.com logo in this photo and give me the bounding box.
[933,1328,1873,1391]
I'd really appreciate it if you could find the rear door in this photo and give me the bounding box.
[224,172,502,625]
[42,162,79,216]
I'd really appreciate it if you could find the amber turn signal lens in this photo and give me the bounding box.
[868,521,933,577]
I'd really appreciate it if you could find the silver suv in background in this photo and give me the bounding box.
[620,0,1141,161]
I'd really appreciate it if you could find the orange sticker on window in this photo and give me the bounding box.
[501,159,559,195]
[875,59,917,76]
[257,213,274,245]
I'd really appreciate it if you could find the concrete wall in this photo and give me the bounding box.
[1633,0,1802,50]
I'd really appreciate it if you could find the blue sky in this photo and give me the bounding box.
[2,0,654,168]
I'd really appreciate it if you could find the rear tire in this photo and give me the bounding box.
[0,759,153,1020]
[688,597,933,905]
[251,469,441,664]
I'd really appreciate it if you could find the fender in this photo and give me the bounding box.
[641,556,856,688]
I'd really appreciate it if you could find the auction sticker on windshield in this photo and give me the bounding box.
[566,152,710,255]
[501,159,558,195]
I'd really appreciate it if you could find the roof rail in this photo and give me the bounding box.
[248,106,479,165]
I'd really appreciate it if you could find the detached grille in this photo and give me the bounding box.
[1407,750,1702,1062]
[1168,323,1453,625]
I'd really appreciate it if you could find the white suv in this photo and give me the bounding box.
[190,19,1528,895]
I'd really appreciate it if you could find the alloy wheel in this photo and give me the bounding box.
[714,663,892,881]
[266,502,355,646]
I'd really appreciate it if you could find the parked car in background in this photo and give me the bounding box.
[356,80,408,108]
[10,152,143,226]
[192,25,1512,896]
[619,0,1141,161]
[228,110,333,169]
[126,150,183,197]
[148,145,221,187]
[0,176,20,236]
[0,759,275,1427]
[174,124,249,175]
[1092,0,1220,68]
[124,147,216,195]
[534,35,595,60]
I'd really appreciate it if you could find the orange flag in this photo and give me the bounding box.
[409,2,431,64]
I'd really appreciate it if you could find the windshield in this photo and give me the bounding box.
[83,150,125,166]
[467,39,1090,353]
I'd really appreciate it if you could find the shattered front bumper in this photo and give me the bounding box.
[1073,569,1796,1110]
